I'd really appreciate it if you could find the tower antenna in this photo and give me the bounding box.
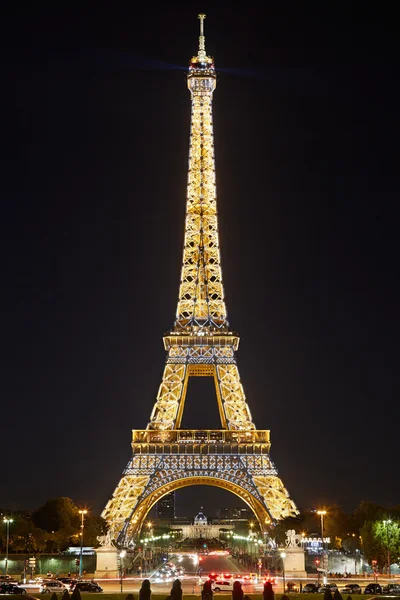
[198,13,206,59]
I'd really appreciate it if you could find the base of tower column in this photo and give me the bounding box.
[94,546,119,579]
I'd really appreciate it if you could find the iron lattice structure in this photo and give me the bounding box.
[102,15,298,545]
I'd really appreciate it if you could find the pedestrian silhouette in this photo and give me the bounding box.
[232,580,244,600]
[202,579,213,600]
[263,581,274,600]
[324,590,332,600]
[140,579,151,600]
[170,579,182,600]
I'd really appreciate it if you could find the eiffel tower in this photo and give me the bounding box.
[102,14,298,546]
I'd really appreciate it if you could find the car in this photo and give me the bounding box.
[286,582,300,593]
[0,583,27,594]
[318,583,338,593]
[302,583,319,593]
[212,579,235,592]
[382,584,400,595]
[153,570,173,582]
[0,576,18,584]
[40,580,67,593]
[57,578,78,587]
[364,583,382,595]
[69,581,103,593]
[241,574,257,585]
[342,584,362,594]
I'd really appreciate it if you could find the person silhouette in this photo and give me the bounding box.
[263,580,274,600]
[232,580,244,600]
[202,579,213,600]
[171,579,182,600]
[139,579,151,600]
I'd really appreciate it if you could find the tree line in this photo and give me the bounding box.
[273,501,400,571]
[0,497,107,553]
[1,497,400,571]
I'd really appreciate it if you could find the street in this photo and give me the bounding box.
[20,553,399,595]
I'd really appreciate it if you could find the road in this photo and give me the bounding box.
[171,552,246,576]
[20,553,399,595]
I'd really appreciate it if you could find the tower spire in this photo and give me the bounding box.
[198,13,206,60]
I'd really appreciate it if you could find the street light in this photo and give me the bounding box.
[119,550,126,592]
[317,510,327,584]
[317,510,327,546]
[78,509,88,578]
[280,552,286,594]
[383,520,392,577]
[3,518,13,575]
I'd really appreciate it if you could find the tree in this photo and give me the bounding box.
[360,521,383,567]
[342,535,360,553]
[360,518,400,570]
[373,519,400,570]
[82,515,108,547]
[354,502,384,529]
[32,497,80,532]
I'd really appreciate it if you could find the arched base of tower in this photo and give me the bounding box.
[125,476,271,541]
[102,430,298,546]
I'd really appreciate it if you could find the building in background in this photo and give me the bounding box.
[170,508,234,540]
[216,507,252,522]
[155,491,175,521]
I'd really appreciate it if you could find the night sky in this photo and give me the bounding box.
[2,5,399,519]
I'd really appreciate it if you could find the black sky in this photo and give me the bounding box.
[1,4,399,518]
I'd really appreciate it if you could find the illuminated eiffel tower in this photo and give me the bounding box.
[102,14,298,545]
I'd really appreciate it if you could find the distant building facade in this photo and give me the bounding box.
[216,507,252,522]
[155,491,175,520]
[170,508,234,539]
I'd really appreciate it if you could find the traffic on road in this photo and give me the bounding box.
[12,552,400,596]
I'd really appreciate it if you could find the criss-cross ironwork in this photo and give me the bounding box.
[102,14,298,545]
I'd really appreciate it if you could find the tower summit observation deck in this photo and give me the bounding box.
[102,14,298,546]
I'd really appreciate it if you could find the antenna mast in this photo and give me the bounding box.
[198,13,206,60]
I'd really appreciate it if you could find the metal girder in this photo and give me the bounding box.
[101,16,299,544]
[103,450,298,545]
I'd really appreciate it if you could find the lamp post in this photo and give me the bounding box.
[119,550,126,592]
[146,522,153,573]
[280,552,286,594]
[317,510,327,548]
[78,509,88,578]
[383,520,392,577]
[3,518,13,575]
[317,510,327,584]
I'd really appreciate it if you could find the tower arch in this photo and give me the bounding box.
[123,477,271,541]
